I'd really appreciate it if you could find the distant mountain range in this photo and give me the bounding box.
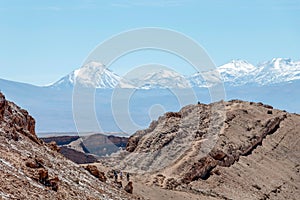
[0,57,299,134]
[49,58,300,89]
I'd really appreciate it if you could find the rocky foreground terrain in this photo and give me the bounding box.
[1,89,299,200]
[106,99,300,200]
[0,92,140,200]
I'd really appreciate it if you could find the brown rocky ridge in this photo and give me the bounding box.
[0,92,142,200]
[105,99,300,200]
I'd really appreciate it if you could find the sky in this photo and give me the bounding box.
[0,0,299,86]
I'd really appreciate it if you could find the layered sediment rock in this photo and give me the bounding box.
[120,100,299,200]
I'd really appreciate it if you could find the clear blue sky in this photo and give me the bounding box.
[0,0,299,85]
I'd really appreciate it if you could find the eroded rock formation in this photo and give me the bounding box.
[0,92,141,200]
[116,100,299,200]
[84,165,107,182]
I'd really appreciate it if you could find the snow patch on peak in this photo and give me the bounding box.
[219,59,256,73]
[259,58,292,69]
[51,61,128,89]
[75,62,120,88]
[216,60,257,85]
[271,57,292,64]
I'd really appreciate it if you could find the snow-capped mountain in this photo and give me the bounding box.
[189,60,257,87]
[189,58,300,87]
[128,69,191,89]
[50,62,191,89]
[254,58,300,85]
[50,58,300,89]
[217,60,257,86]
[50,62,130,89]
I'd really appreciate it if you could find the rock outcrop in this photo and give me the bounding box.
[84,165,107,182]
[124,182,133,194]
[0,92,38,144]
[59,146,98,164]
[0,92,141,200]
[41,136,80,146]
[0,92,6,121]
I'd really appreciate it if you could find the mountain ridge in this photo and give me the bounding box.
[104,99,300,199]
[48,58,300,89]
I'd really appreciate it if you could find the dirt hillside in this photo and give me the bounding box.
[107,100,300,200]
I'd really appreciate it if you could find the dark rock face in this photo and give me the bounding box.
[165,112,182,119]
[0,92,6,121]
[114,181,123,189]
[59,146,98,164]
[49,177,60,192]
[126,133,142,153]
[124,182,133,194]
[182,157,217,183]
[0,92,39,144]
[84,165,107,182]
[25,158,43,169]
[47,141,61,152]
[126,120,158,153]
[37,168,60,192]
[41,136,80,146]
